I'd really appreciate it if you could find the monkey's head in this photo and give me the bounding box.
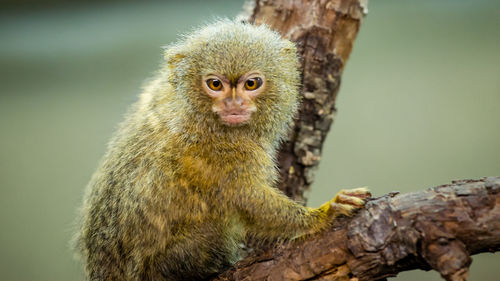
[163,20,300,143]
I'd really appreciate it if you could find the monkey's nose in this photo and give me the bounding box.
[223,96,244,108]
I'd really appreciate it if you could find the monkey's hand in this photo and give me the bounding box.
[319,187,371,218]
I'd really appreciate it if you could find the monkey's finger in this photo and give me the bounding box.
[329,202,356,217]
[335,194,365,207]
[340,187,371,199]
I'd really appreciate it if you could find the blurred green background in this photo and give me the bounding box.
[0,0,498,280]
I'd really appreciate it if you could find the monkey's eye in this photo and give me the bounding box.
[244,77,262,91]
[206,79,223,91]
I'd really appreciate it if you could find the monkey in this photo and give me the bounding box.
[73,20,370,281]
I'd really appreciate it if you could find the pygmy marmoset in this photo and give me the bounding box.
[74,20,370,281]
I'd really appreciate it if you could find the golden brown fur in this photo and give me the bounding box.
[74,20,369,281]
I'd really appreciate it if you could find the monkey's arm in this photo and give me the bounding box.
[235,185,370,240]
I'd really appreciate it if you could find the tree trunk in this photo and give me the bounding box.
[245,0,368,203]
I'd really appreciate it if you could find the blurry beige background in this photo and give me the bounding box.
[0,0,498,280]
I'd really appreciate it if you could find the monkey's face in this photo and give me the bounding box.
[201,71,266,126]
[165,21,301,138]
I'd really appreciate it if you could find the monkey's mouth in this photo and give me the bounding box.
[219,112,252,126]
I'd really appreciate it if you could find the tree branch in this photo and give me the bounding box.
[214,177,500,281]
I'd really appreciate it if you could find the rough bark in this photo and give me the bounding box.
[213,177,500,281]
[244,0,368,203]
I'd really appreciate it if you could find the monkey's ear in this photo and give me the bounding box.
[162,46,186,69]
